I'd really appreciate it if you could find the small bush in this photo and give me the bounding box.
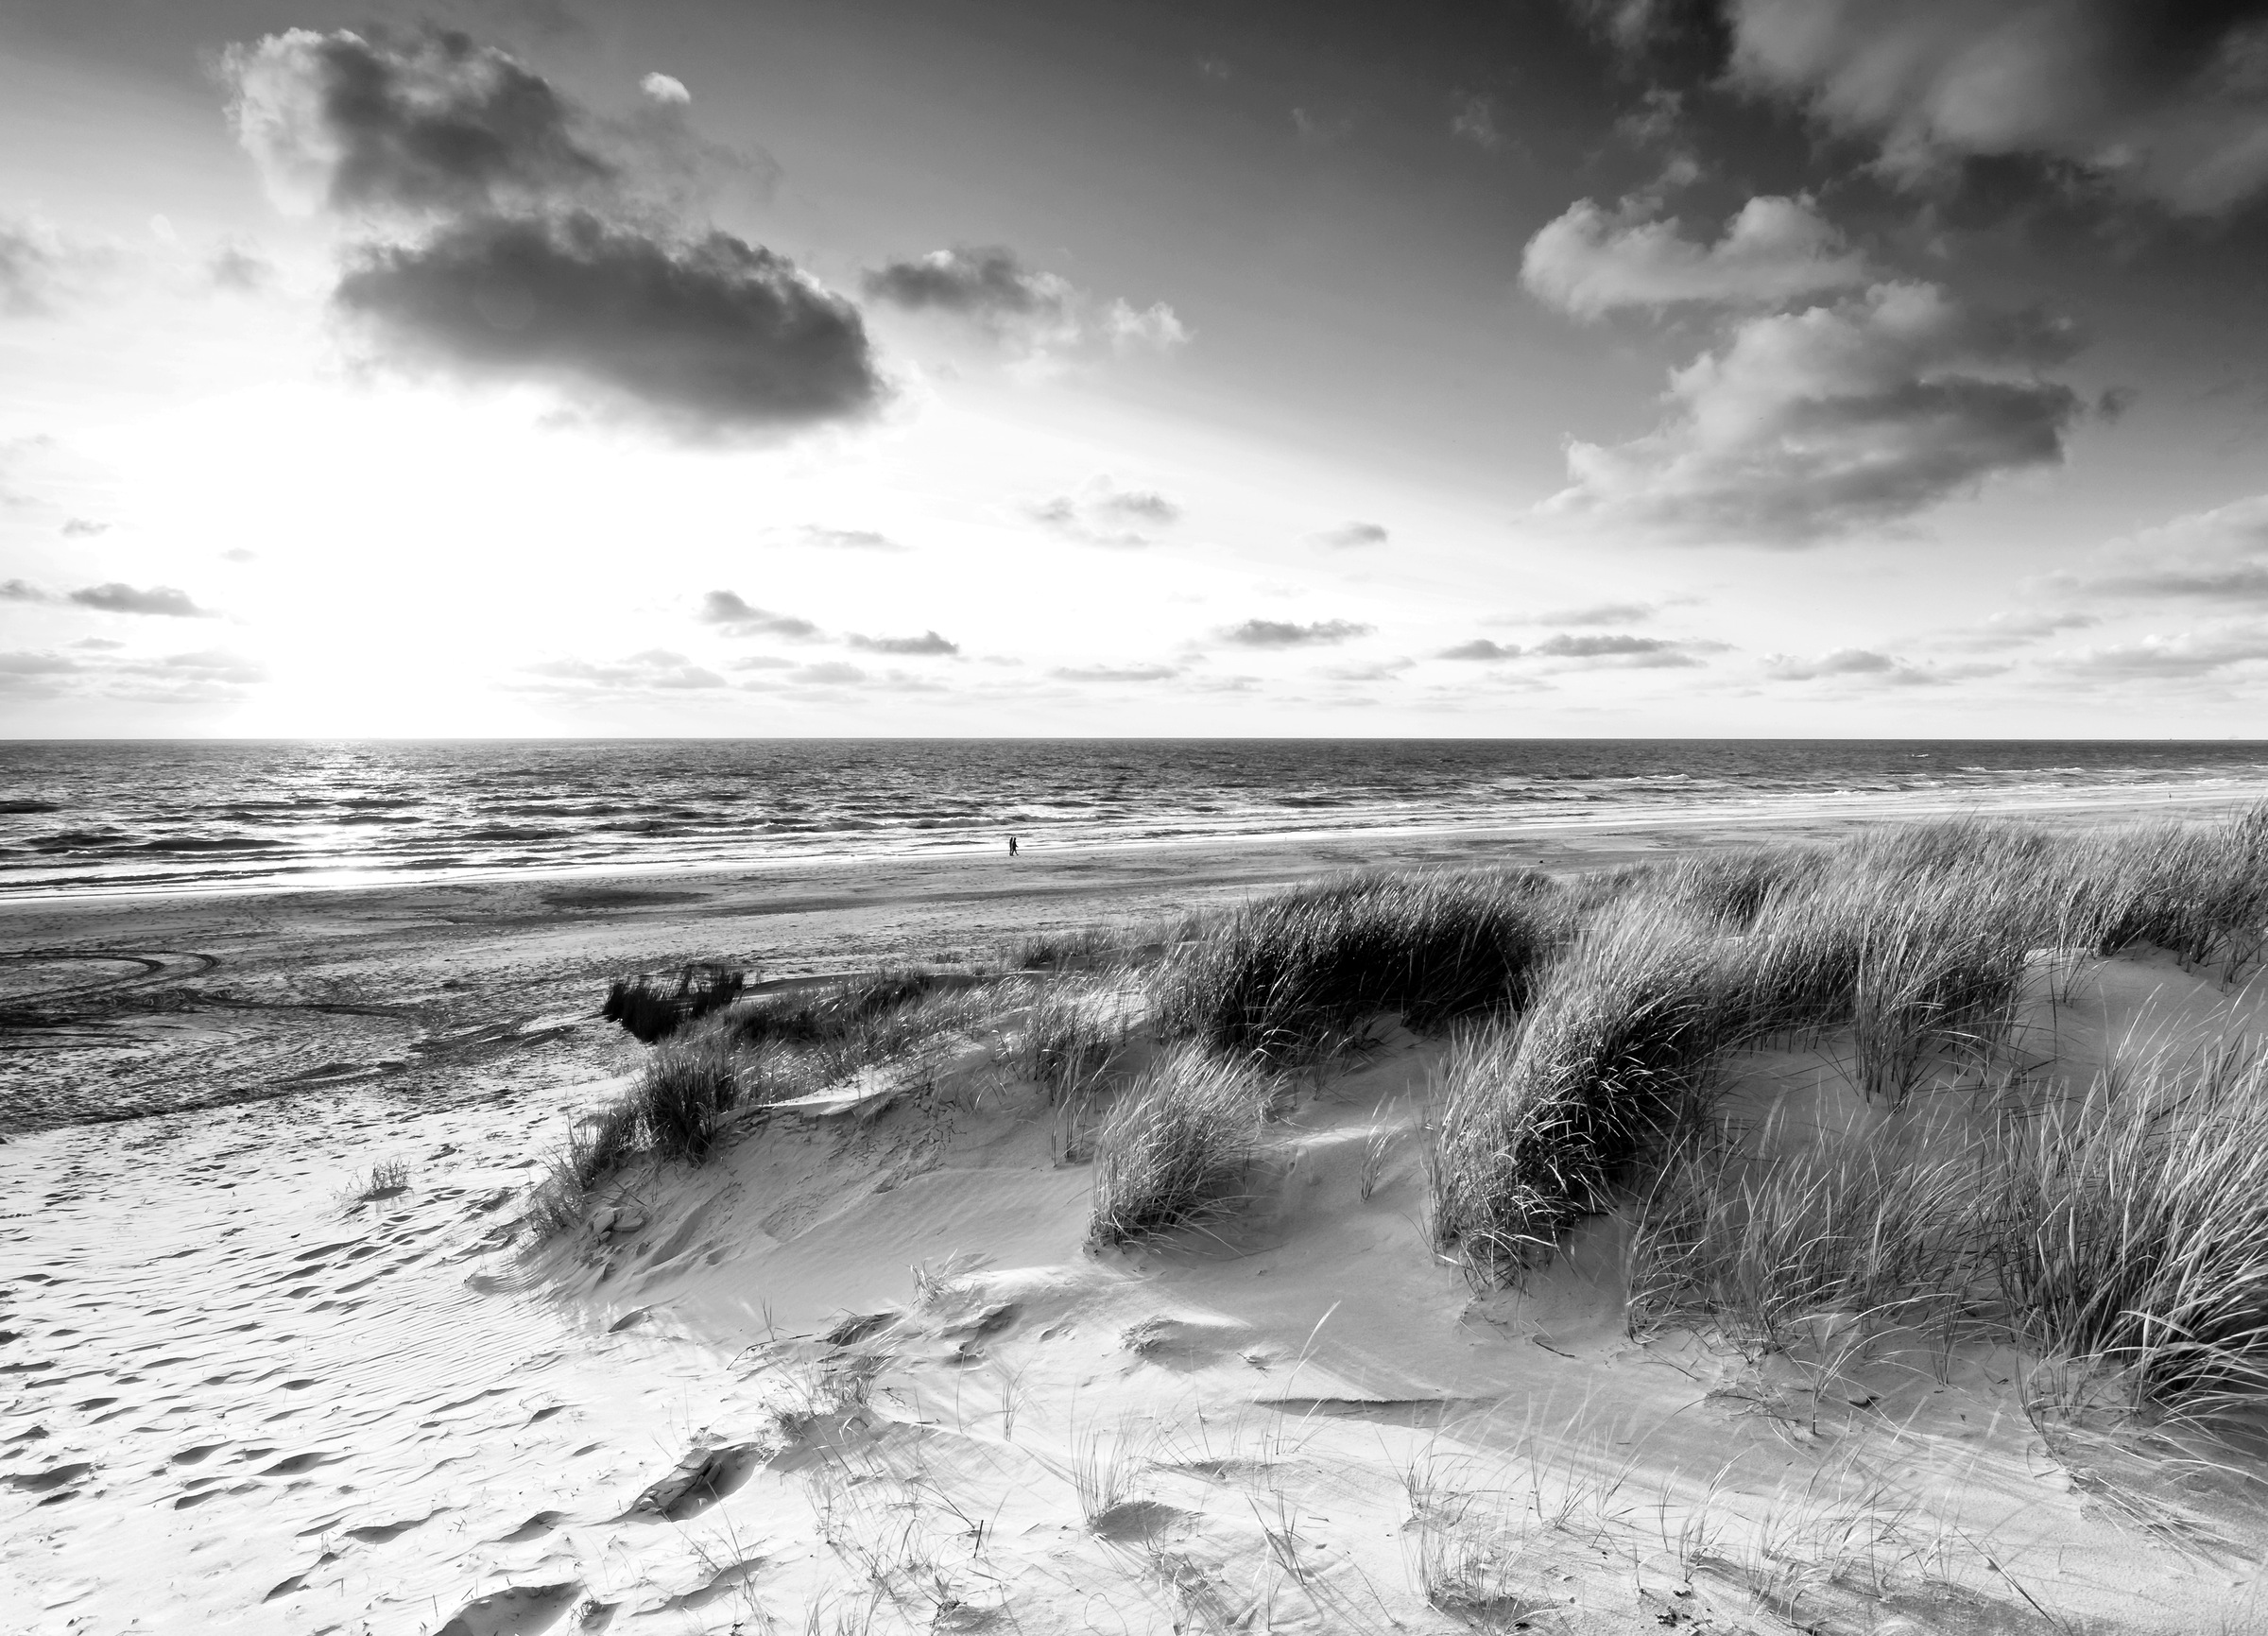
[1151,869,1565,1061]
[602,962,747,1043]
[1089,1045,1268,1247]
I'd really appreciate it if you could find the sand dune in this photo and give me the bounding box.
[10,805,2268,1632]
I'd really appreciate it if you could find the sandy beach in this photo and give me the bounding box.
[10,789,2268,1634]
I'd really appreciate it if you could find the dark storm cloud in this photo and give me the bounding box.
[697,591,820,639]
[847,629,959,656]
[1551,282,2086,542]
[1314,521,1389,549]
[66,583,212,618]
[860,246,1070,324]
[1221,618,1373,648]
[223,26,616,216]
[1724,1,2268,215]
[334,213,883,434]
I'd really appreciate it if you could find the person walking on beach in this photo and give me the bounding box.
[1007,834,1020,859]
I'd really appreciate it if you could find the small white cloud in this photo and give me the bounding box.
[1105,299,1191,353]
[1521,195,1868,319]
[640,72,691,105]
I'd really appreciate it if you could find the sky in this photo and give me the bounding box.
[3,0,2268,738]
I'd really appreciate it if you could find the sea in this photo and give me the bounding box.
[3,738,2267,899]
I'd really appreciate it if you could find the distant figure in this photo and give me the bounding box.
[1008,835,1020,859]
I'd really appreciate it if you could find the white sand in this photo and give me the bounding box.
[9,803,2268,1632]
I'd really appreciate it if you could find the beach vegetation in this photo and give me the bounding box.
[1088,1044,1269,1247]
[601,962,747,1043]
[1150,868,1566,1063]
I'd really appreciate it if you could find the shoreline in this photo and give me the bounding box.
[2,784,2256,1135]
[3,774,2261,907]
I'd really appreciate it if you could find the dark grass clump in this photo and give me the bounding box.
[634,1036,742,1162]
[602,962,747,1043]
[1150,868,1566,1062]
[1431,908,1730,1270]
[715,969,964,1049]
[1089,1044,1269,1247]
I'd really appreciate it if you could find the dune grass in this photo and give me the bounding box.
[1431,804,2268,1284]
[1150,868,1566,1063]
[1088,1044,1269,1248]
[601,962,747,1043]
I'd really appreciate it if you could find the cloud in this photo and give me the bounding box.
[1221,618,1373,647]
[1762,646,2004,686]
[222,26,616,216]
[794,525,905,552]
[335,211,882,435]
[788,661,867,685]
[847,629,958,656]
[1103,299,1192,352]
[1727,0,2268,215]
[1489,600,1661,626]
[640,73,691,105]
[1452,94,1503,150]
[1439,638,1518,661]
[525,649,727,689]
[697,590,820,639]
[861,248,1186,359]
[2068,495,2268,606]
[1028,480,1182,546]
[861,246,1072,327]
[1319,660,1414,681]
[1314,521,1389,549]
[0,218,59,316]
[2049,626,2268,680]
[1935,610,2102,649]
[1,578,52,603]
[1051,663,1179,682]
[210,246,272,291]
[0,646,265,703]
[222,548,260,563]
[1530,632,1701,665]
[60,518,107,538]
[1551,281,2086,542]
[66,583,212,617]
[1521,196,1870,318]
